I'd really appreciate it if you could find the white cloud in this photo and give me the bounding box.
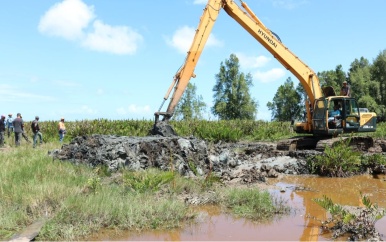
[116,104,152,115]
[166,26,223,54]
[236,52,270,69]
[39,0,143,55]
[38,0,95,40]
[0,84,54,102]
[68,105,98,114]
[253,68,286,83]
[193,0,207,4]
[82,20,143,55]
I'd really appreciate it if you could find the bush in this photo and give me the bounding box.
[308,137,362,177]
[313,194,385,240]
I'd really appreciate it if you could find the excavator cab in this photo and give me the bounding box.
[312,96,363,136]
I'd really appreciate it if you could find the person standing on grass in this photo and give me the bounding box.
[0,115,5,147]
[31,116,43,148]
[58,117,66,142]
[6,113,13,138]
[12,113,23,146]
[19,115,31,143]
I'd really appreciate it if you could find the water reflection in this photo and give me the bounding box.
[87,174,386,241]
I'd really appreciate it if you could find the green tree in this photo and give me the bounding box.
[348,57,372,99]
[317,65,347,94]
[267,77,303,121]
[173,82,207,120]
[357,95,381,114]
[211,54,258,120]
[371,50,386,112]
[347,57,380,113]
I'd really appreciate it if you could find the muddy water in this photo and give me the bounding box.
[88,174,386,241]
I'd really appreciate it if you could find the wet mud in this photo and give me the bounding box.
[87,174,386,241]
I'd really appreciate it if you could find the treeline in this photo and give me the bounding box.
[318,49,386,117]
[265,49,386,121]
[174,50,386,122]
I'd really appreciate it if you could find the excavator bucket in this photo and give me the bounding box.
[150,121,177,137]
[322,86,336,97]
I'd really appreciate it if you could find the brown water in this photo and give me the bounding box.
[88,174,386,241]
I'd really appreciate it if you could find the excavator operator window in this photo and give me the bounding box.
[328,99,343,129]
[328,100,342,117]
[345,99,360,128]
[313,99,327,130]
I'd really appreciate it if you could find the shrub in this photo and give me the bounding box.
[309,137,362,177]
[313,194,385,240]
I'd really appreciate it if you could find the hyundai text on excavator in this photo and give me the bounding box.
[152,0,377,151]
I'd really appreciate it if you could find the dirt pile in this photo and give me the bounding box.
[49,134,315,182]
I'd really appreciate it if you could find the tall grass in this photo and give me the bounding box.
[0,144,190,240]
[19,119,386,144]
[222,187,290,221]
[19,119,297,143]
[21,119,155,143]
[0,143,92,239]
[0,142,288,241]
[38,187,188,240]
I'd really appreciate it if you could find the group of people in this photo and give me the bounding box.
[0,114,67,148]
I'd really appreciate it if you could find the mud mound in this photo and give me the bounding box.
[49,134,313,183]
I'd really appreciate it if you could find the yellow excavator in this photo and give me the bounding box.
[152,0,377,150]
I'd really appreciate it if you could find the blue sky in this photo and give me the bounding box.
[1,0,386,122]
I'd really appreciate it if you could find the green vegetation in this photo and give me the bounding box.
[309,138,362,176]
[316,50,386,117]
[123,169,175,193]
[313,194,385,240]
[0,143,286,241]
[173,82,207,121]
[17,119,296,144]
[308,137,386,177]
[16,118,386,144]
[223,188,290,221]
[212,53,258,120]
[267,77,304,121]
[2,118,386,240]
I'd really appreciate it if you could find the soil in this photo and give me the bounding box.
[49,134,386,183]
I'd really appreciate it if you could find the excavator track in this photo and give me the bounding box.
[277,136,374,152]
[277,136,320,151]
[315,136,374,152]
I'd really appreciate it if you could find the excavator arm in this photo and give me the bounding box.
[154,0,323,134]
[154,0,223,123]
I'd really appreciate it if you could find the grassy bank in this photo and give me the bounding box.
[0,142,289,241]
[3,119,385,240]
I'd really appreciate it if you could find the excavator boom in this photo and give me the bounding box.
[154,0,321,133]
[152,0,377,139]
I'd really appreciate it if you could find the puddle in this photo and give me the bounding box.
[87,174,386,241]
